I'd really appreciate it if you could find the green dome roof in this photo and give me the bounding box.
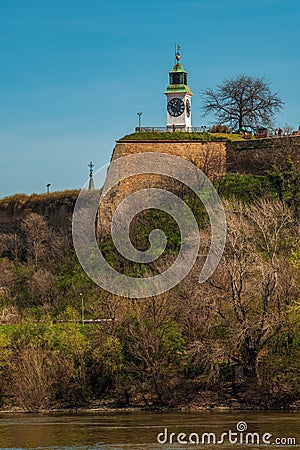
[170,63,186,73]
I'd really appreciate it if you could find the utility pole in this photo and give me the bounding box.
[79,292,84,325]
[137,112,143,130]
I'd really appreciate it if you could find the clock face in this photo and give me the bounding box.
[186,98,191,117]
[167,98,185,117]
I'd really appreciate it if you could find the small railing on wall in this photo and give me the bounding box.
[135,126,210,133]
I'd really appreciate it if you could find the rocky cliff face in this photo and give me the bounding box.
[0,190,80,234]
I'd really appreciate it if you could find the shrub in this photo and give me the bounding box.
[210,124,232,133]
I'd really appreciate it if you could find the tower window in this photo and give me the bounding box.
[171,73,181,84]
[170,72,188,85]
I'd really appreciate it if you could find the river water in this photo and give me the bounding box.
[0,410,299,449]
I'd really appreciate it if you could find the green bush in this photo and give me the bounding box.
[215,173,275,202]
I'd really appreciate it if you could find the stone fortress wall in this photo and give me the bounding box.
[112,135,300,177]
[98,139,227,235]
[111,140,227,179]
[97,135,300,235]
[227,135,300,175]
[0,135,299,235]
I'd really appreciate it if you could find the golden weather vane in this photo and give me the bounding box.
[175,44,181,63]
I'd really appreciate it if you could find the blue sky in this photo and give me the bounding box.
[1,0,299,197]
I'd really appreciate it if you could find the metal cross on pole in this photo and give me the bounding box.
[88,161,95,190]
[89,161,94,176]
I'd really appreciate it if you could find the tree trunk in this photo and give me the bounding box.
[242,337,258,379]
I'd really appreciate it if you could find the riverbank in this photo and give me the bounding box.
[1,390,299,414]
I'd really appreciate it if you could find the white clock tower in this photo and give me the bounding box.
[165,46,193,131]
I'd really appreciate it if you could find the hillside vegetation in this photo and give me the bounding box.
[0,166,299,411]
[0,190,80,215]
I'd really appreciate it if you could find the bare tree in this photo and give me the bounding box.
[206,200,297,379]
[123,295,184,404]
[21,213,51,265]
[202,75,283,131]
[11,345,57,410]
[5,234,22,262]
[28,269,58,308]
[178,199,298,384]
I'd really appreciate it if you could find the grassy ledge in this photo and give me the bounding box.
[118,131,253,142]
[0,190,80,212]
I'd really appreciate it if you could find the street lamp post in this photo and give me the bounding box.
[46,183,51,194]
[137,112,143,131]
[79,292,84,325]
